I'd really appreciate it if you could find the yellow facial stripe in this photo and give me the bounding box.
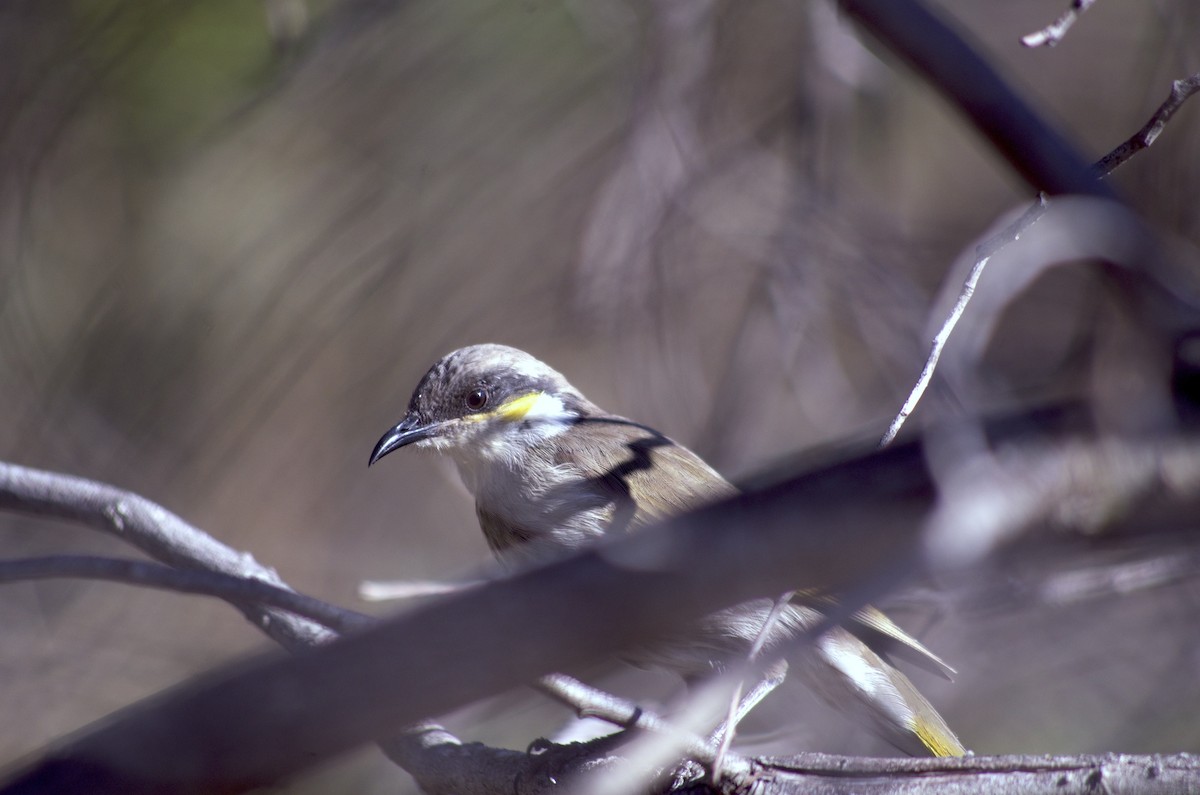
[495,392,543,421]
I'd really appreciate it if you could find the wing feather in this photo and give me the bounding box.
[549,415,736,532]
[506,414,959,684]
[794,591,956,680]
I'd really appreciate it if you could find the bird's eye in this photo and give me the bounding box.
[465,387,489,411]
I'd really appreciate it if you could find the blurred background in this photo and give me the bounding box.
[1,0,1199,791]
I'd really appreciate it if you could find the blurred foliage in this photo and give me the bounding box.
[1,0,1199,791]
[75,0,279,155]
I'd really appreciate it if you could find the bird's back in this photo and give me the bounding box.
[552,415,738,532]
[473,413,735,561]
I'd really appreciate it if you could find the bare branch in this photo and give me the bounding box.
[1039,551,1199,605]
[0,460,751,793]
[1093,72,1200,177]
[1021,0,1099,48]
[359,577,481,601]
[536,672,761,794]
[0,554,372,634]
[883,66,1200,443]
[712,591,794,774]
[535,674,730,769]
[0,439,918,793]
[926,435,1200,567]
[836,0,1112,198]
[0,461,333,649]
[757,751,1197,794]
[878,199,1048,447]
[6,426,1200,793]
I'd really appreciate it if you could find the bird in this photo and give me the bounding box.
[368,343,964,756]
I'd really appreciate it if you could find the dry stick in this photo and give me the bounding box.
[359,578,481,601]
[612,584,899,791]
[362,572,765,783]
[1093,73,1200,177]
[878,198,1048,448]
[841,0,1110,198]
[711,590,795,778]
[534,673,749,777]
[10,435,1200,793]
[0,461,740,791]
[363,582,773,782]
[881,72,1200,448]
[1021,0,1099,49]
[599,591,797,794]
[578,672,764,795]
[0,461,335,650]
[0,554,373,634]
[1,446,932,794]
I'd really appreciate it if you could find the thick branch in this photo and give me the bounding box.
[755,751,1195,794]
[836,0,1111,198]
[0,461,745,794]
[389,745,1200,795]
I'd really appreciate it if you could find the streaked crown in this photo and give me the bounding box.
[414,344,587,420]
[370,345,596,462]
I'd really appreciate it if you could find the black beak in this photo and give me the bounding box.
[369,415,435,466]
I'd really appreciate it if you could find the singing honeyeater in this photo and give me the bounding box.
[369,343,964,756]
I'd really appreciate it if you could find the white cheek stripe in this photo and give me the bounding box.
[521,392,572,422]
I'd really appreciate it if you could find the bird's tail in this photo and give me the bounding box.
[795,626,965,757]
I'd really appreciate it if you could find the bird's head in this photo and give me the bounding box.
[369,344,592,466]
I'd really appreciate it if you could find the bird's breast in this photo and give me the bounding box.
[452,446,614,554]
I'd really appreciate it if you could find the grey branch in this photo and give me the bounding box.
[0,554,373,634]
[757,751,1195,794]
[1021,0,1099,48]
[535,673,731,769]
[0,461,335,650]
[0,460,708,793]
[1093,72,1200,178]
[5,426,1200,793]
[884,68,1200,444]
[392,747,1200,795]
[837,0,1112,198]
[877,199,1048,447]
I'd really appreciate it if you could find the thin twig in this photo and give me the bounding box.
[1021,0,1098,48]
[0,555,374,634]
[878,199,1050,448]
[534,673,746,774]
[358,577,481,601]
[1092,72,1200,177]
[882,70,1200,447]
[712,590,795,776]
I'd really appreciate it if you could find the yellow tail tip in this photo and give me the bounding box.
[914,718,966,757]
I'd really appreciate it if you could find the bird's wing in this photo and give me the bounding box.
[847,605,956,680]
[809,627,965,756]
[794,591,956,680]
[550,415,737,532]
[549,416,957,681]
